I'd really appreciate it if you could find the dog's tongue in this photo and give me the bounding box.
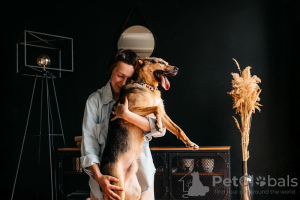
[159,74,170,90]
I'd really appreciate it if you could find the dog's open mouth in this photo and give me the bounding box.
[154,70,178,90]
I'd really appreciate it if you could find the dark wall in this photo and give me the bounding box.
[1,0,299,199]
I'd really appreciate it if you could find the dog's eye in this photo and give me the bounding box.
[147,59,156,63]
[158,61,165,65]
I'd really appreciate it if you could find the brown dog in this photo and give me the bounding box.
[100,57,199,200]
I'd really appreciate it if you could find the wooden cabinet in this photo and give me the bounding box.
[57,146,230,200]
[151,147,231,200]
[57,148,89,200]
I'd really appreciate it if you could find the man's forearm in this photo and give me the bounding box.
[89,163,102,181]
[124,111,151,132]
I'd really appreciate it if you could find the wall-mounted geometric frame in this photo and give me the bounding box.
[16,30,74,78]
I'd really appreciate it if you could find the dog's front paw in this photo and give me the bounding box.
[186,141,199,149]
[155,121,163,132]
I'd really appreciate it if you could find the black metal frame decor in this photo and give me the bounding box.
[16,30,74,78]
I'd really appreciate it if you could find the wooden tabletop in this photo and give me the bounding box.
[150,146,230,151]
[57,146,230,152]
[57,148,81,151]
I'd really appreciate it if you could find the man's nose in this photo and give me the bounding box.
[122,78,127,86]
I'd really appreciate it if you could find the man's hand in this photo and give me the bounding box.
[111,96,129,121]
[96,174,123,200]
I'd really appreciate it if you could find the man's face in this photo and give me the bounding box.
[110,61,134,94]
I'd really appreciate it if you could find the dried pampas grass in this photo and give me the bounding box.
[228,58,262,200]
[228,58,262,162]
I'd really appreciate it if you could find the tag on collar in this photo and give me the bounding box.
[131,80,158,92]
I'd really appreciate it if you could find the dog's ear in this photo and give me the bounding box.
[134,58,144,70]
[138,59,144,65]
[132,58,144,81]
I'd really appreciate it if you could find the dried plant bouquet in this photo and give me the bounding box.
[228,58,262,200]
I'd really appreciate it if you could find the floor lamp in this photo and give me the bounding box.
[12,30,73,200]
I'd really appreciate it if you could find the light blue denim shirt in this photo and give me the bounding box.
[81,80,166,200]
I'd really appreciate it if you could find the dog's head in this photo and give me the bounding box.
[133,57,178,90]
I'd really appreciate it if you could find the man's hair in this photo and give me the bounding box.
[108,49,139,74]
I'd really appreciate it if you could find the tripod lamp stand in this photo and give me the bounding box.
[12,30,74,200]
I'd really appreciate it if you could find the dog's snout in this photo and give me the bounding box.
[174,67,179,72]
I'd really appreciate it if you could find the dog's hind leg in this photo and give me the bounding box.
[124,160,141,200]
[107,164,126,200]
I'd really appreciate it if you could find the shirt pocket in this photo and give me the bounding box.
[96,120,109,146]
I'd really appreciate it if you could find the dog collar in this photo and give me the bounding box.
[131,80,158,92]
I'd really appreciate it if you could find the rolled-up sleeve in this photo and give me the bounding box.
[144,115,166,138]
[81,95,101,175]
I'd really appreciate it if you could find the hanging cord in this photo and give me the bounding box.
[120,4,157,42]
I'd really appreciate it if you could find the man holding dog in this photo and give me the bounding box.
[81,49,166,200]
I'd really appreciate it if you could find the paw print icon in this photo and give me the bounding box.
[256,176,266,187]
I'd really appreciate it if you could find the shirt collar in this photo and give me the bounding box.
[101,80,115,105]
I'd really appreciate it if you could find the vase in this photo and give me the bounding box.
[239,161,253,200]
